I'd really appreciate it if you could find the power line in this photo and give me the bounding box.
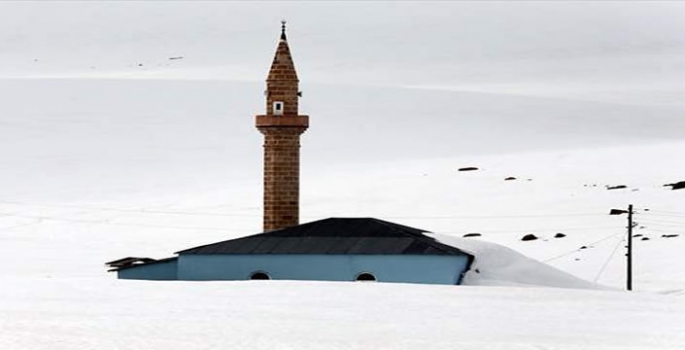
[441,226,617,235]
[0,200,613,220]
[0,208,619,236]
[0,219,43,231]
[640,216,685,224]
[543,231,624,262]
[641,214,685,221]
[594,234,626,283]
[644,209,685,216]
[638,220,685,228]
[0,200,261,217]
[642,228,685,235]
[640,213,685,220]
[0,211,256,232]
[374,213,605,220]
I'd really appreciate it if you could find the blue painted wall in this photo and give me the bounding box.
[176,254,471,285]
[118,258,178,280]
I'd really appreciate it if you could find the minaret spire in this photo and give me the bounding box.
[281,20,287,41]
[255,23,309,232]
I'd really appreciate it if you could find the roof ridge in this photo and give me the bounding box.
[371,218,429,235]
[370,218,467,255]
[175,231,267,254]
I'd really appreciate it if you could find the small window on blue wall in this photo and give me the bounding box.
[249,271,271,280]
[355,272,377,282]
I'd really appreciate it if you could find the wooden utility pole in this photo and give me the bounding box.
[610,205,634,291]
[627,204,633,291]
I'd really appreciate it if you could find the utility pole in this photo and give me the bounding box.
[627,204,633,291]
[609,204,634,291]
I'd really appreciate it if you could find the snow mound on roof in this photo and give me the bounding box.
[429,233,607,290]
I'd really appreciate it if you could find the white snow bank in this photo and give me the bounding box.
[1,278,682,350]
[430,233,607,290]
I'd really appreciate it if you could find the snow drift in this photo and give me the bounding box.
[432,233,606,289]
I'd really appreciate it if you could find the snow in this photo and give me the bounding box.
[431,234,605,290]
[2,279,684,350]
[1,1,685,349]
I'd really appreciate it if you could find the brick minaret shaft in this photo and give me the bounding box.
[256,22,309,232]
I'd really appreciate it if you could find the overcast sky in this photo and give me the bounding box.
[0,1,683,107]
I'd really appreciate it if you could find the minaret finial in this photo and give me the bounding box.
[280,20,287,40]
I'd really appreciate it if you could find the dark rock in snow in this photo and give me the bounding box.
[504,177,517,181]
[633,234,643,238]
[641,237,650,241]
[662,234,679,238]
[664,181,685,190]
[458,167,479,172]
[554,233,566,238]
[606,185,627,190]
[580,246,588,249]
[463,233,482,238]
[521,234,538,241]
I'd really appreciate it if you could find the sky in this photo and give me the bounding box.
[0,1,683,107]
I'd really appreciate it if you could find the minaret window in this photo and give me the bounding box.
[273,101,284,115]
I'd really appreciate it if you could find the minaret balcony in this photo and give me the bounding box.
[256,114,309,128]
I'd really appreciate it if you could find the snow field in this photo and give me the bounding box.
[0,279,683,350]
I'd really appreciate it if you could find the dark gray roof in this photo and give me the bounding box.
[105,257,156,268]
[109,256,177,272]
[177,218,472,256]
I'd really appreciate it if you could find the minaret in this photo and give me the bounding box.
[256,22,309,232]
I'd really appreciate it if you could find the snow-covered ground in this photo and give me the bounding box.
[2,279,684,350]
[1,2,684,349]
